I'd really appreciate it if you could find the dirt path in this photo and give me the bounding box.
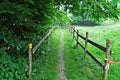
[58,31,67,80]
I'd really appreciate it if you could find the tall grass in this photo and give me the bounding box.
[75,26,120,80]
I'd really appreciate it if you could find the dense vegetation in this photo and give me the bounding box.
[0,0,69,79]
[0,0,120,79]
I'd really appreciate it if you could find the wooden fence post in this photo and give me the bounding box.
[84,32,88,57]
[70,27,71,33]
[73,28,74,39]
[71,27,72,34]
[76,30,79,47]
[48,29,50,44]
[28,43,32,79]
[104,39,111,80]
[68,26,70,32]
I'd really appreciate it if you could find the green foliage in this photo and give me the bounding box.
[0,0,59,79]
[0,1,15,14]
[0,0,120,79]
[58,0,120,21]
[54,10,70,27]
[0,50,27,79]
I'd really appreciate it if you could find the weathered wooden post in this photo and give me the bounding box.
[76,30,79,47]
[70,26,73,34]
[71,27,73,34]
[28,43,32,79]
[104,39,111,80]
[84,32,88,57]
[71,26,72,33]
[73,28,74,39]
[47,29,51,44]
[68,26,70,32]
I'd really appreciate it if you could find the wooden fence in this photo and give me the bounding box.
[28,27,55,79]
[69,26,112,80]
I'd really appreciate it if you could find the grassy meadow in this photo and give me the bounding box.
[73,25,120,80]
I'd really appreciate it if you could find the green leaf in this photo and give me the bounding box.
[8,72,14,78]
[0,2,14,14]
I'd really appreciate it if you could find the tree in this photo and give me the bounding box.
[0,0,120,79]
[57,0,120,21]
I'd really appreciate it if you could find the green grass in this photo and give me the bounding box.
[75,26,120,80]
[32,29,61,80]
[31,26,120,80]
[64,29,103,80]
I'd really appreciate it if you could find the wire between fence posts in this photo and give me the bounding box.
[28,43,32,79]
[104,39,111,80]
[84,32,88,57]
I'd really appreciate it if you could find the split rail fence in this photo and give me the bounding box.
[28,27,55,79]
[69,26,112,80]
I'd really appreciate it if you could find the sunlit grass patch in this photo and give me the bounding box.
[75,26,120,80]
[64,29,103,80]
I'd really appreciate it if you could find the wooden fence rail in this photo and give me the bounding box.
[32,27,54,54]
[28,27,55,79]
[69,26,111,80]
[77,41,105,69]
[71,27,107,52]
